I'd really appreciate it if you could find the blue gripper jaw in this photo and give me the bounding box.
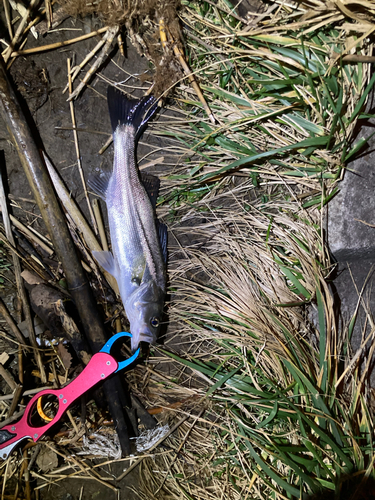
[100,331,141,372]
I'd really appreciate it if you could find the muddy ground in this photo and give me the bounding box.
[0,12,179,500]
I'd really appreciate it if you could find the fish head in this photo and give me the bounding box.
[125,281,165,352]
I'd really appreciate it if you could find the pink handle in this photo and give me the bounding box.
[0,352,117,452]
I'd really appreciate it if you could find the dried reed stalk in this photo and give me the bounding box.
[0,167,46,382]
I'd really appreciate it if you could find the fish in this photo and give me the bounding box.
[89,86,167,352]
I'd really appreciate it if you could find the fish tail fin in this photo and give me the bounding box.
[107,86,157,140]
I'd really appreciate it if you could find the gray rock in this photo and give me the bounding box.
[327,116,375,384]
[328,124,375,261]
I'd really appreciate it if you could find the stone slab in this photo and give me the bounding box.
[327,114,375,385]
[328,123,375,261]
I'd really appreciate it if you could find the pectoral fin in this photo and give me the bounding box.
[92,251,118,279]
[88,171,112,201]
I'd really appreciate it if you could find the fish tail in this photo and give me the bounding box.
[107,86,157,140]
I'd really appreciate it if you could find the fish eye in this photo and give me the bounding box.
[150,317,159,328]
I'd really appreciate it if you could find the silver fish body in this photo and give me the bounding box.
[90,88,166,352]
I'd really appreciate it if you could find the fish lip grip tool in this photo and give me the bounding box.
[0,332,140,459]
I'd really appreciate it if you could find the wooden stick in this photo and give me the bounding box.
[7,27,109,58]
[0,229,37,267]
[98,135,113,155]
[117,33,125,56]
[23,0,57,37]
[0,296,28,345]
[114,309,121,334]
[18,345,23,385]
[67,58,98,233]
[0,409,23,427]
[0,230,50,279]
[0,167,46,382]
[35,6,69,36]
[66,410,79,434]
[2,455,9,500]
[342,55,375,63]
[0,386,52,402]
[23,450,31,500]
[64,36,107,92]
[54,299,91,366]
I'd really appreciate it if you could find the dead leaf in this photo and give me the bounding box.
[36,447,58,472]
[21,270,45,286]
[57,342,72,370]
[0,352,9,365]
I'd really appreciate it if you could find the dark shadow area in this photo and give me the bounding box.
[304,473,375,500]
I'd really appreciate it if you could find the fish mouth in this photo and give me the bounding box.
[138,333,154,344]
[131,333,154,353]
